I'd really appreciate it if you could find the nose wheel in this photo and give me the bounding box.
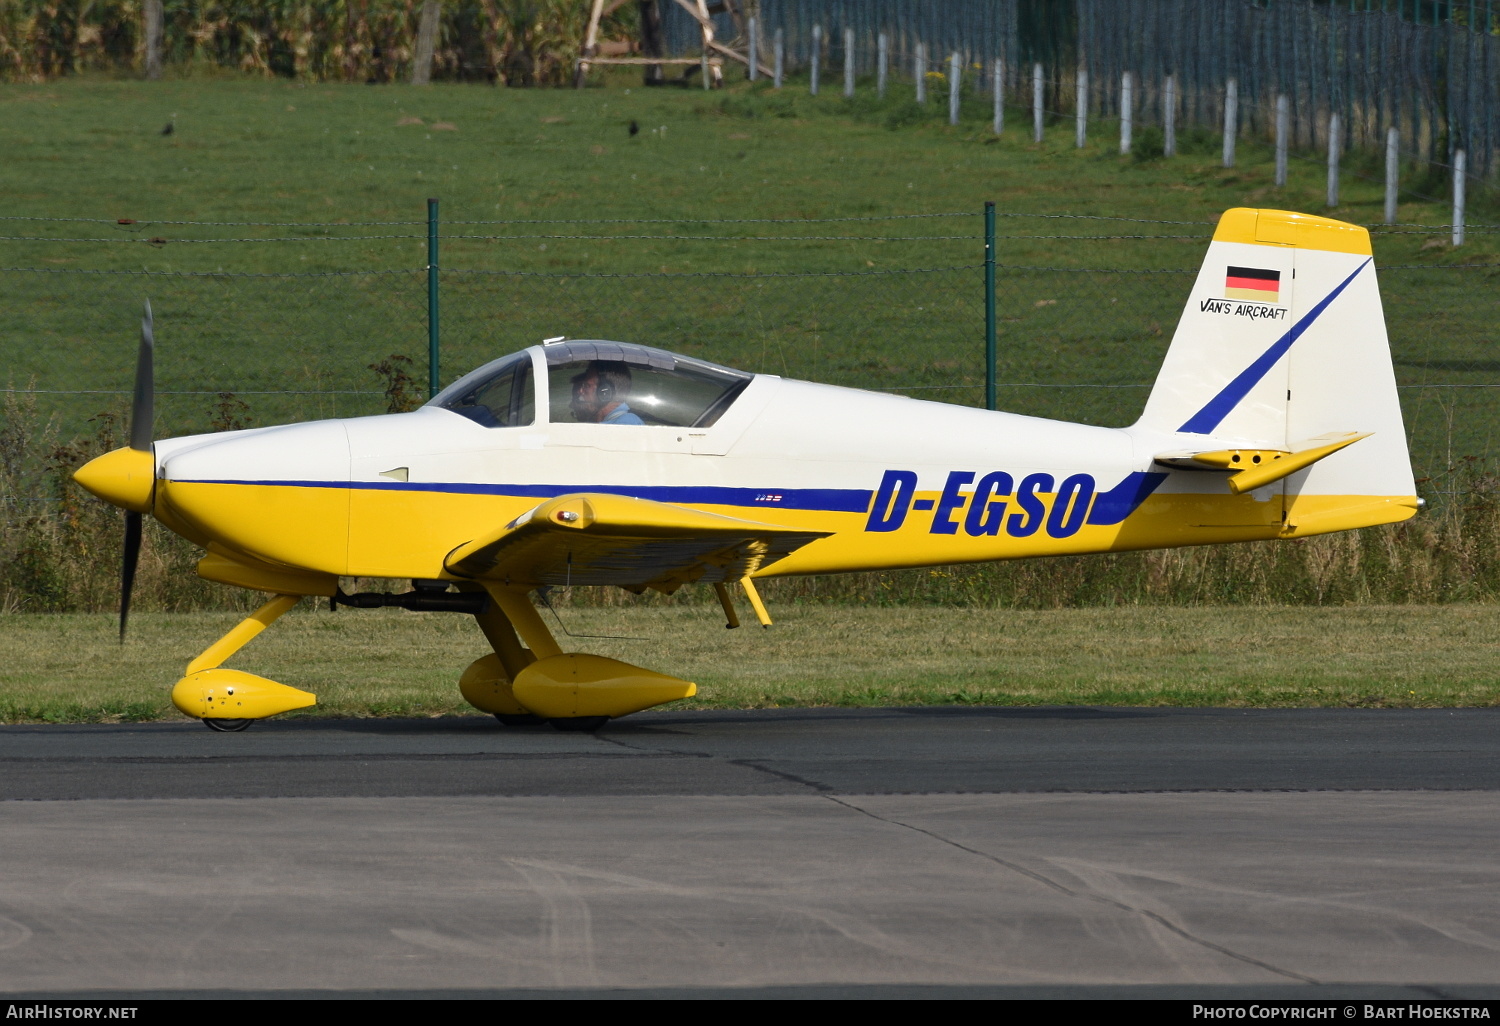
[202,718,253,732]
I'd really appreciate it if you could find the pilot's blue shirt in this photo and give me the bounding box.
[602,402,645,425]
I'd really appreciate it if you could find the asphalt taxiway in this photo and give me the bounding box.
[2,707,1499,998]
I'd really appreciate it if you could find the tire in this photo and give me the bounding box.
[549,716,609,733]
[494,713,547,727]
[203,718,253,732]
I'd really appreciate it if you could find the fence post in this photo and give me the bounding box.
[427,198,440,398]
[1453,149,1466,247]
[915,43,926,104]
[985,201,997,413]
[949,52,961,125]
[1222,77,1238,168]
[810,25,820,95]
[701,50,710,90]
[143,0,163,80]
[1326,113,1341,208]
[877,33,888,97]
[1164,74,1176,156]
[1275,93,1289,186]
[1119,71,1132,155]
[992,58,1003,134]
[845,28,855,98]
[1075,67,1088,148]
[773,29,783,89]
[1032,63,1043,143]
[1385,127,1399,224]
[748,16,758,81]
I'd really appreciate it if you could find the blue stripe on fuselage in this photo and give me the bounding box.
[1085,471,1169,526]
[177,471,1170,522]
[173,478,876,514]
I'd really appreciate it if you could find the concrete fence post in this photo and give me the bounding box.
[877,33,888,97]
[1075,67,1088,148]
[916,43,926,104]
[1119,70,1133,155]
[845,28,855,98]
[1222,77,1238,168]
[810,24,820,95]
[949,52,961,125]
[1385,127,1400,225]
[1275,94,1289,186]
[1164,74,1177,156]
[1453,149,1466,247]
[1326,113,1341,208]
[992,59,1004,134]
[748,17,758,81]
[1032,62,1044,143]
[774,29,784,89]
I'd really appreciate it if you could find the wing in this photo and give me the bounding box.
[443,493,831,593]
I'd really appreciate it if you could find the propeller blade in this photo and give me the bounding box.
[121,510,141,642]
[130,300,155,452]
[121,302,153,641]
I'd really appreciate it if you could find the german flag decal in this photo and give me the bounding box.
[1225,266,1281,303]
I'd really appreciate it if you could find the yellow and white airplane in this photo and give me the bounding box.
[75,208,1417,731]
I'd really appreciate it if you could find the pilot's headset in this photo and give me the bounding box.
[596,376,615,403]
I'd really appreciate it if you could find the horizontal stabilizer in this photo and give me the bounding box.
[444,493,829,592]
[1155,432,1370,494]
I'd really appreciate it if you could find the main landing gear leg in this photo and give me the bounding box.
[459,585,546,726]
[170,593,316,731]
[465,585,695,731]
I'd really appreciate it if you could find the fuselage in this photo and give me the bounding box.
[144,342,1297,584]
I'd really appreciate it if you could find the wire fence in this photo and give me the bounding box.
[672,0,1499,180]
[1,209,1497,502]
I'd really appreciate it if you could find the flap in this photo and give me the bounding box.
[443,493,830,593]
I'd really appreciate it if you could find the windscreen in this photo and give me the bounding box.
[428,351,535,428]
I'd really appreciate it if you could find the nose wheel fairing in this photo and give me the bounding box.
[170,594,316,729]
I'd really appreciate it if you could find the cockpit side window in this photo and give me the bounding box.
[429,352,535,428]
[543,342,751,428]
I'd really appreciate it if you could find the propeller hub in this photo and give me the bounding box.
[75,446,155,513]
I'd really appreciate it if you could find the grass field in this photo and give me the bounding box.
[3,76,1500,691]
[0,75,1496,479]
[2,603,1498,723]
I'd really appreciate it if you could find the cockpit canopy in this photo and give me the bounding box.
[428,340,752,429]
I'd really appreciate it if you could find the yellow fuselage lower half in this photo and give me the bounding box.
[156,477,1416,583]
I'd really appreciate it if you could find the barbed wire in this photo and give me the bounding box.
[0,267,419,278]
[0,235,423,244]
[448,233,985,241]
[445,264,980,278]
[0,216,427,227]
[447,212,977,224]
[2,210,1493,232]
[0,212,978,227]
[0,388,384,395]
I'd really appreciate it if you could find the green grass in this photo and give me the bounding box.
[2,603,1497,723]
[0,75,1496,482]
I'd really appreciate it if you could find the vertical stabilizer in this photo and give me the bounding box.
[1136,208,1415,529]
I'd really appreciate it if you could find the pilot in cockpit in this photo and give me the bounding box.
[569,361,645,425]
